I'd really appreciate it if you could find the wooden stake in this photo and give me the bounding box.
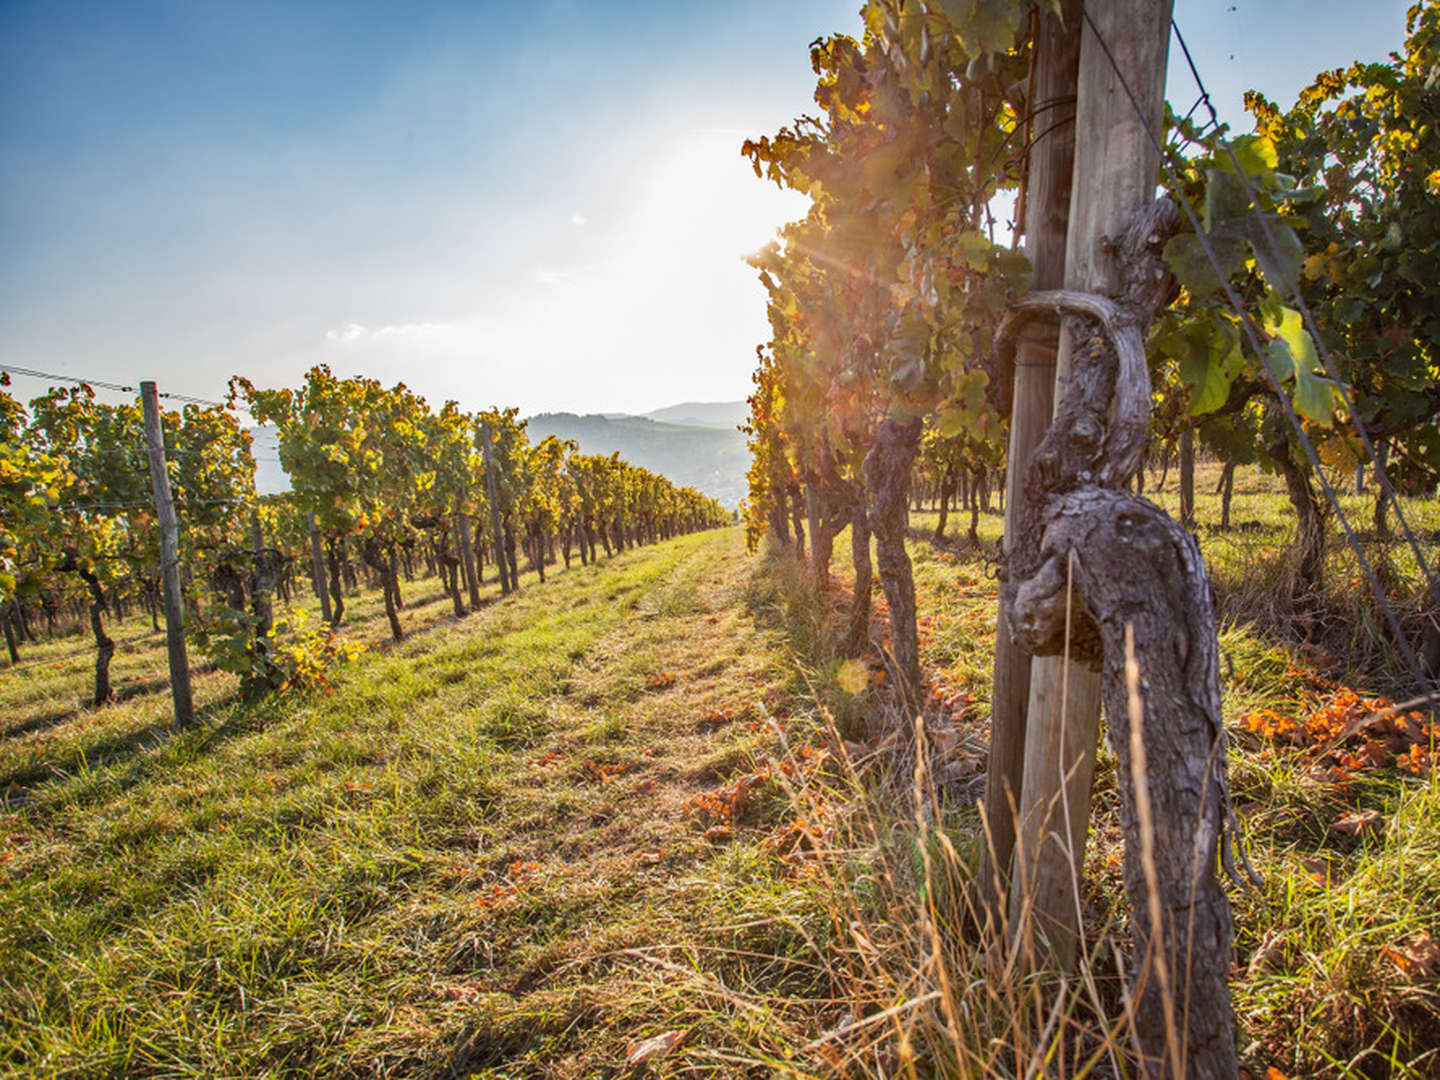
[982,0,1083,924]
[1008,0,1173,970]
[308,511,332,623]
[481,421,511,594]
[457,506,482,609]
[140,381,195,728]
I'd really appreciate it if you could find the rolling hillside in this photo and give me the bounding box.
[526,409,748,508]
[252,401,750,506]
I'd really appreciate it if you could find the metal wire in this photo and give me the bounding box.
[1081,8,1437,700]
[1169,16,1440,616]
[1,363,232,409]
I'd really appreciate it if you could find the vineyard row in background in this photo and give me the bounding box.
[0,365,731,706]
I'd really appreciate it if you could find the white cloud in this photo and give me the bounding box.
[533,269,577,289]
[323,320,453,345]
[571,213,588,226]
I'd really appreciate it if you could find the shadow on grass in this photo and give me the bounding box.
[3,662,222,743]
[2,686,250,805]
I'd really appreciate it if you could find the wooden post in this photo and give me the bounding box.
[307,512,332,624]
[140,381,196,728]
[1179,426,1195,525]
[981,0,1083,923]
[481,421,511,594]
[1008,0,1173,970]
[457,506,482,609]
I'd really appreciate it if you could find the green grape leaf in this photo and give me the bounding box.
[1222,134,1279,181]
[1264,305,1338,422]
[1164,232,1248,294]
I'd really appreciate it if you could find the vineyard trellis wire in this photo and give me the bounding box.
[1085,8,1440,704]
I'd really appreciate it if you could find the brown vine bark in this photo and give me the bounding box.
[1270,436,1325,596]
[458,511,482,610]
[59,556,114,705]
[1216,459,1235,530]
[935,468,954,541]
[2,605,17,666]
[999,198,1237,1077]
[1009,492,1236,1080]
[362,538,404,642]
[863,417,922,705]
[326,539,345,627]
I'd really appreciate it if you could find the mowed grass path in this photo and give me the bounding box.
[0,528,826,1078]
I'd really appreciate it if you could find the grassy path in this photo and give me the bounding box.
[6,514,1439,1077]
[1,528,827,1078]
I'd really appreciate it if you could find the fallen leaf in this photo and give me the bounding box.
[627,1029,687,1067]
[1330,809,1384,838]
[634,779,656,795]
[1385,931,1440,978]
[1266,1068,1290,1080]
[1299,856,1339,886]
[704,825,733,844]
[638,849,665,865]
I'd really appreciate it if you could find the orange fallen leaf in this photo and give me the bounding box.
[634,778,656,795]
[1266,1068,1290,1080]
[1299,856,1339,886]
[704,825,733,844]
[627,1029,687,1067]
[1384,931,1440,978]
[1330,809,1384,838]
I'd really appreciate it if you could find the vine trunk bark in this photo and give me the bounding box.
[863,418,922,706]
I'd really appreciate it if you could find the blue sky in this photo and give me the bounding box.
[0,0,1418,417]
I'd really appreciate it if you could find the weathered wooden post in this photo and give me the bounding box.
[307,511,332,624]
[140,381,195,728]
[481,421,511,594]
[981,0,1084,923]
[1005,0,1174,972]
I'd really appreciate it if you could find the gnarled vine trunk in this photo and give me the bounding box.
[997,198,1237,1079]
[1270,436,1325,597]
[362,538,404,642]
[60,557,114,706]
[326,539,345,627]
[1011,492,1237,1080]
[863,417,922,705]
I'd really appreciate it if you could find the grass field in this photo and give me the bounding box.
[2,480,1438,1077]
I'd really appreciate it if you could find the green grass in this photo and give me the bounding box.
[4,467,1439,1078]
[0,529,840,1078]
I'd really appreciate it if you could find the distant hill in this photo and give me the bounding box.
[527,411,748,508]
[640,401,748,431]
[248,400,752,508]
